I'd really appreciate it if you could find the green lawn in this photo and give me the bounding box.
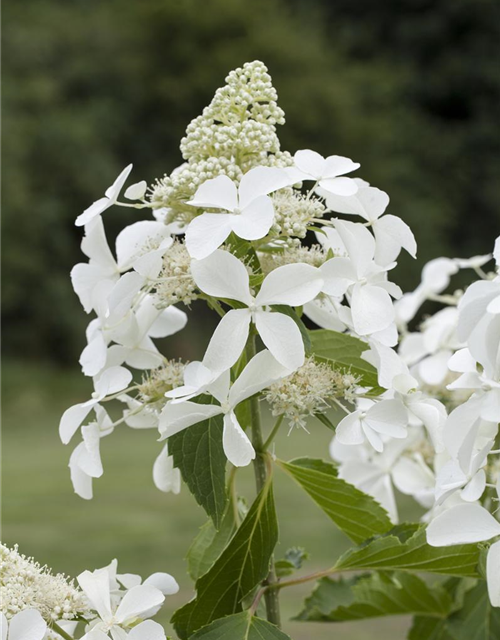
[2,359,412,639]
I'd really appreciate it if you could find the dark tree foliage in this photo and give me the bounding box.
[3,0,499,362]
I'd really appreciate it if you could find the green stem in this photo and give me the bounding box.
[51,622,75,640]
[263,415,284,451]
[246,335,281,628]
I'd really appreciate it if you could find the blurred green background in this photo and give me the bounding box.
[2,0,499,638]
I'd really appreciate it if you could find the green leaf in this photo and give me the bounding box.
[297,572,453,622]
[275,547,309,578]
[335,524,481,577]
[169,398,227,529]
[273,305,312,354]
[308,328,382,392]
[410,581,498,640]
[187,501,238,581]
[190,611,291,639]
[172,483,278,639]
[277,458,392,544]
[226,233,261,273]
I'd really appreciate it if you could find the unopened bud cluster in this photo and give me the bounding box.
[271,188,326,238]
[155,241,198,306]
[259,244,327,274]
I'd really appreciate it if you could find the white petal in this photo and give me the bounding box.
[435,460,467,504]
[392,457,434,497]
[351,283,395,335]
[144,573,179,596]
[238,167,289,209]
[80,422,104,477]
[365,399,408,438]
[115,585,165,625]
[256,263,323,307]
[80,332,108,377]
[334,220,375,277]
[254,311,305,370]
[461,469,486,502]
[153,444,181,494]
[206,369,231,405]
[231,195,274,240]
[222,412,255,467]
[487,540,500,607]
[148,305,187,339]
[81,217,117,271]
[71,263,111,314]
[185,213,233,260]
[127,620,166,640]
[8,610,47,640]
[124,180,147,200]
[94,366,133,397]
[159,401,223,438]
[448,348,477,373]
[133,248,168,280]
[106,272,144,324]
[320,258,357,297]
[77,569,113,621]
[427,503,500,546]
[69,444,94,500]
[319,177,358,196]
[374,215,417,265]
[418,351,453,386]
[294,149,326,178]
[202,309,251,373]
[76,197,112,227]
[481,389,500,422]
[59,400,95,445]
[335,411,364,446]
[323,155,360,178]
[303,299,346,331]
[187,175,238,211]
[190,249,252,305]
[116,221,172,270]
[104,164,133,202]
[228,350,291,407]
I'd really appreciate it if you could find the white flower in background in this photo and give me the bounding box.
[185,167,290,259]
[59,366,132,445]
[159,350,290,466]
[0,544,89,622]
[399,307,463,387]
[191,249,324,371]
[77,567,165,638]
[287,149,360,196]
[395,257,459,325]
[320,220,402,336]
[330,432,435,523]
[75,165,134,227]
[320,183,416,265]
[389,374,446,452]
[1,610,47,640]
[335,397,408,452]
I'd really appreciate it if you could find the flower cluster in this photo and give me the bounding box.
[55,58,500,626]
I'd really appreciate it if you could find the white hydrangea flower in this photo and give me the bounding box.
[286,149,360,196]
[159,350,291,467]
